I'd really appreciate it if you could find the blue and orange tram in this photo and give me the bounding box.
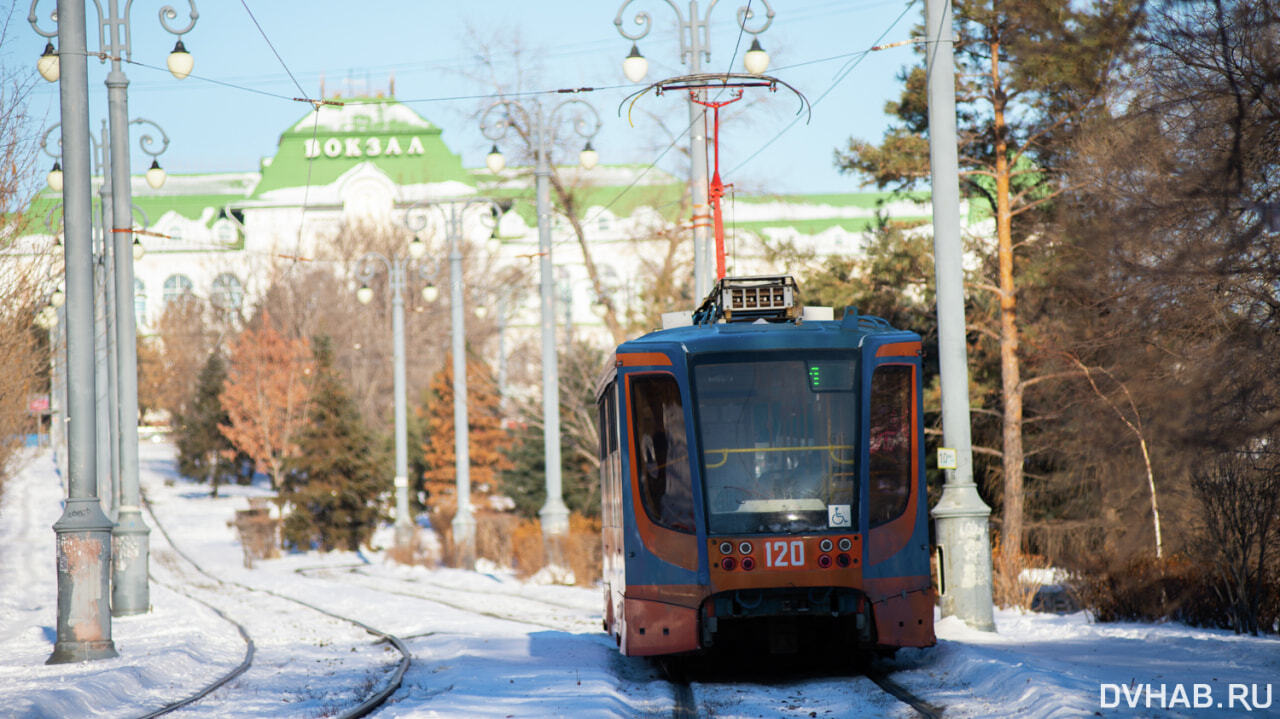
[595,275,935,657]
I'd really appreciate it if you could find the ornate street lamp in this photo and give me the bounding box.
[30,0,197,629]
[37,41,58,82]
[355,240,437,553]
[401,198,510,570]
[743,38,770,75]
[166,38,193,80]
[614,0,775,298]
[480,98,600,559]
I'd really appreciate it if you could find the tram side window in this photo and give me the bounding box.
[598,397,609,462]
[869,365,913,527]
[630,374,695,533]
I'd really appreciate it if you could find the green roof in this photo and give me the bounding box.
[251,97,474,198]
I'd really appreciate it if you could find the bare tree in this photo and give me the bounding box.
[219,312,312,490]
[0,4,53,481]
[1192,453,1280,635]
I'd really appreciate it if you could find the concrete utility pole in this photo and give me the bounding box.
[924,0,996,631]
[614,0,775,300]
[45,0,117,663]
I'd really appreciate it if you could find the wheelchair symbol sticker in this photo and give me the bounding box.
[828,504,851,528]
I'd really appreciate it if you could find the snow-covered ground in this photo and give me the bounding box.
[1,443,1277,718]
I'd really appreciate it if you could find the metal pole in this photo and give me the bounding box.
[50,305,67,481]
[93,169,115,519]
[390,261,412,549]
[105,2,150,615]
[48,0,117,663]
[534,114,570,546]
[94,121,118,519]
[924,0,995,631]
[685,2,711,299]
[447,207,476,569]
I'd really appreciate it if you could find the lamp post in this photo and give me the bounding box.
[480,99,600,557]
[41,120,118,520]
[31,0,195,618]
[614,0,775,299]
[402,198,508,570]
[355,236,430,553]
[37,0,116,664]
[923,0,995,631]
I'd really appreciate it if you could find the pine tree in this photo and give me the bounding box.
[418,354,511,516]
[280,336,386,552]
[835,0,1142,556]
[176,351,249,496]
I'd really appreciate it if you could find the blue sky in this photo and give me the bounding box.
[15,0,921,195]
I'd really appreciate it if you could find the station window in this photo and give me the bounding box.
[868,364,913,527]
[629,374,695,533]
[133,278,146,329]
[163,274,193,304]
[211,272,244,312]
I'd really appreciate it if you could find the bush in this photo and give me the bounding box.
[1071,553,1279,633]
[991,532,1050,611]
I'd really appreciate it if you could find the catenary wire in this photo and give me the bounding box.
[727,0,918,176]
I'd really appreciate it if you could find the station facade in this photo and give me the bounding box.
[22,96,941,342]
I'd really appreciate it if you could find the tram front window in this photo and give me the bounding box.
[694,356,858,534]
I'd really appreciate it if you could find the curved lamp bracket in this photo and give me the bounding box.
[158,1,198,37]
[27,0,57,38]
[131,118,170,159]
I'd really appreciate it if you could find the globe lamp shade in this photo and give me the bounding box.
[485,145,506,174]
[408,236,428,259]
[474,305,489,320]
[50,288,65,308]
[743,39,769,75]
[421,284,439,303]
[145,159,167,189]
[37,43,59,83]
[132,238,145,261]
[167,39,193,80]
[356,285,375,305]
[579,142,599,171]
[47,162,63,193]
[622,44,648,83]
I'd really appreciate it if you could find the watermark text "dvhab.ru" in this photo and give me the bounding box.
[1101,683,1273,711]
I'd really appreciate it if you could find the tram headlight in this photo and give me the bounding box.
[738,541,753,555]
[819,538,833,553]
[718,541,733,555]
[838,537,852,552]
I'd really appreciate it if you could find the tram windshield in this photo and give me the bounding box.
[693,355,858,534]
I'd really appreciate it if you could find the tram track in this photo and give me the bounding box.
[138,491,411,718]
[294,563,597,633]
[291,564,944,718]
[659,655,945,719]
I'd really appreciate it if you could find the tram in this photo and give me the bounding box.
[596,275,935,656]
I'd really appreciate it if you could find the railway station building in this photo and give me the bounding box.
[18,95,947,346]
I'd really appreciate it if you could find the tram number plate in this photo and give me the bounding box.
[764,539,805,568]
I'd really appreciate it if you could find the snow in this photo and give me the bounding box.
[2,443,1277,718]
